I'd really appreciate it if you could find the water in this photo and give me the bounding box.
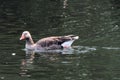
[0,0,120,80]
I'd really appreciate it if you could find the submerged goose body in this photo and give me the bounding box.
[20,31,79,50]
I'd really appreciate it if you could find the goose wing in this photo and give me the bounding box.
[36,35,79,48]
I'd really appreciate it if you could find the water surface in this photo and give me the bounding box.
[0,0,120,80]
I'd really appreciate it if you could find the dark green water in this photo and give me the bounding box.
[0,0,120,80]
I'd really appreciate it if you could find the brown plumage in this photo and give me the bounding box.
[20,31,79,50]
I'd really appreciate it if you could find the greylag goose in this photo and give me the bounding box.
[20,31,79,50]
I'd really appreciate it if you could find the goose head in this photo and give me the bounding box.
[20,31,32,40]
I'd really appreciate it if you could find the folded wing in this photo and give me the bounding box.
[36,35,79,49]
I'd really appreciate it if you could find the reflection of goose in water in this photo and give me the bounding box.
[19,45,98,77]
[20,51,35,77]
[19,50,75,77]
[20,31,79,50]
[19,50,66,77]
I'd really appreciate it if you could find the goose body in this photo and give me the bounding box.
[20,31,79,50]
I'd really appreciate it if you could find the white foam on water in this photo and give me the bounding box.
[102,47,120,50]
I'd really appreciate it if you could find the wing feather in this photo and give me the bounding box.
[36,36,71,47]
